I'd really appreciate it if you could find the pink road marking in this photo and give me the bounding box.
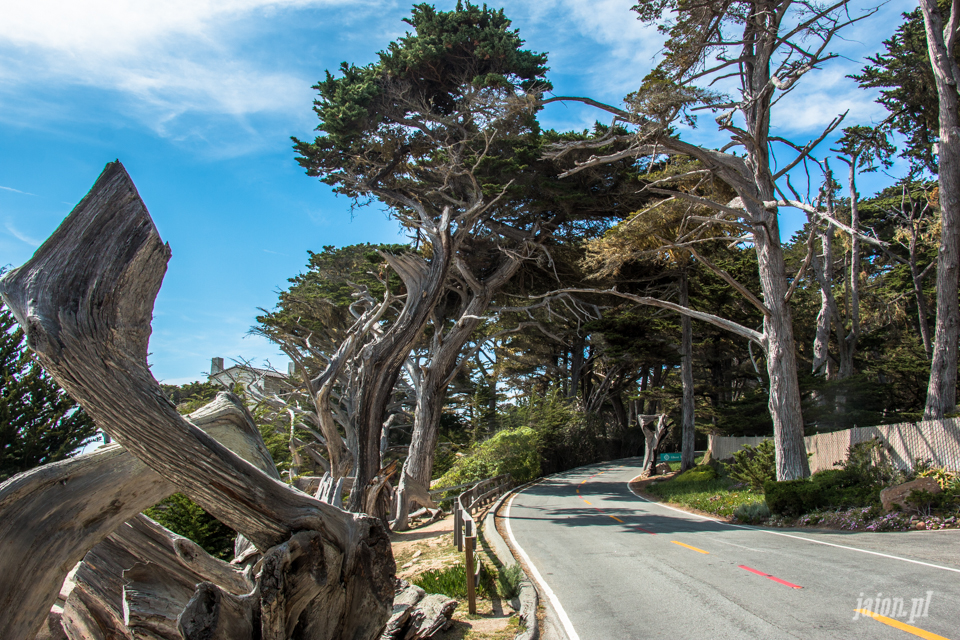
[739,565,802,589]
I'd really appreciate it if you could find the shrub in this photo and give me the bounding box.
[435,426,540,488]
[842,439,904,487]
[904,489,939,517]
[733,501,771,523]
[414,564,490,600]
[764,479,823,516]
[725,440,776,492]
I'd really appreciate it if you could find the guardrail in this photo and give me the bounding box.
[453,473,512,614]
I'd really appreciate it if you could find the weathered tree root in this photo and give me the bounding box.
[0,161,395,640]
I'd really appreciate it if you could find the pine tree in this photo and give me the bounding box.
[0,301,98,481]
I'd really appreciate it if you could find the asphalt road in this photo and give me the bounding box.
[504,458,960,640]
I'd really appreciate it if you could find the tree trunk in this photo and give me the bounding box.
[393,255,522,530]
[840,160,861,379]
[752,206,811,480]
[639,414,668,476]
[679,267,696,472]
[348,217,453,516]
[921,0,960,418]
[0,162,394,640]
[909,222,934,359]
[811,216,839,380]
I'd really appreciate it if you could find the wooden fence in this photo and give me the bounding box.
[709,418,960,472]
[452,474,513,614]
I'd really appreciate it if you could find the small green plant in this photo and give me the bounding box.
[917,464,958,490]
[413,564,490,600]
[733,501,771,524]
[496,563,524,599]
[725,440,776,491]
[843,439,904,487]
[905,489,939,517]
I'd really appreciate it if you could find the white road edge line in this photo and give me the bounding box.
[505,490,582,640]
[626,474,960,575]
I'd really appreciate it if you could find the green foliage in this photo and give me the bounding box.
[258,243,409,341]
[853,5,952,171]
[724,440,776,492]
[904,489,940,517]
[0,301,98,481]
[672,464,718,483]
[799,374,892,433]
[496,564,524,599]
[413,563,490,600]
[764,459,888,517]
[160,381,220,415]
[144,494,236,560]
[733,501,771,524]
[763,479,822,517]
[645,470,762,517]
[435,426,540,487]
[646,464,759,517]
[842,439,905,488]
[293,1,550,200]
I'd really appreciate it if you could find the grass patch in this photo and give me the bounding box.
[645,464,763,517]
[495,564,523,599]
[414,564,492,600]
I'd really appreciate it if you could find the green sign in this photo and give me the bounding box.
[659,452,682,462]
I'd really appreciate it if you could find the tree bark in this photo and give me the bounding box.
[348,216,453,517]
[639,414,668,477]
[920,0,960,418]
[0,392,270,640]
[0,162,394,640]
[840,159,862,379]
[392,254,523,532]
[679,267,696,472]
[811,215,839,380]
[752,207,811,480]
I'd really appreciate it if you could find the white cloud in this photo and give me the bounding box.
[0,185,35,195]
[4,221,42,247]
[0,0,381,137]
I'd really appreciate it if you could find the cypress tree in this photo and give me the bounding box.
[0,301,98,481]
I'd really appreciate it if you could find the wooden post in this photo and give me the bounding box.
[464,520,476,615]
[455,503,462,551]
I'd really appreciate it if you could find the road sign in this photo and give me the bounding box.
[659,452,682,462]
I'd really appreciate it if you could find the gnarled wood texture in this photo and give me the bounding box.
[0,162,394,640]
[0,391,269,640]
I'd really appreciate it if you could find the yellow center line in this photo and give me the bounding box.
[609,515,624,523]
[854,609,952,640]
[671,541,709,554]
[583,499,592,505]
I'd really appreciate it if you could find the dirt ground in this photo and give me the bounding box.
[390,514,520,640]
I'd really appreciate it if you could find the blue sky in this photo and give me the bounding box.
[0,0,915,384]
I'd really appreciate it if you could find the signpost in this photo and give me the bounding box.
[659,452,682,462]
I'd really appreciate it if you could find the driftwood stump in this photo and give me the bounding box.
[0,162,395,640]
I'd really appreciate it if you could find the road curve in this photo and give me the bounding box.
[504,458,960,640]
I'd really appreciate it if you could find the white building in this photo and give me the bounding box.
[207,357,293,397]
